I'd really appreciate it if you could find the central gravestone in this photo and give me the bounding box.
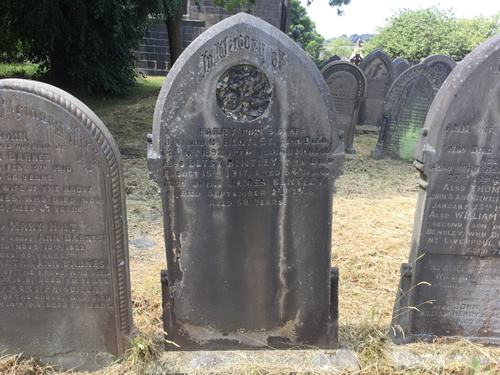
[392,34,500,344]
[148,13,344,349]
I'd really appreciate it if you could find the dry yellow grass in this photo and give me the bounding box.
[3,127,500,374]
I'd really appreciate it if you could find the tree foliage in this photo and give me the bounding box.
[290,0,325,64]
[324,36,353,60]
[0,0,162,94]
[363,7,500,62]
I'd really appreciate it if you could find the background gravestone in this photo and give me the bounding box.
[324,54,341,66]
[392,58,410,79]
[321,61,367,154]
[358,49,394,126]
[371,64,441,161]
[0,79,132,370]
[392,34,500,344]
[148,13,344,349]
[421,54,456,84]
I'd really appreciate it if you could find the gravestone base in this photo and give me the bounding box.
[345,147,356,154]
[161,269,339,350]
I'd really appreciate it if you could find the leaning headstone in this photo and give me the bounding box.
[358,49,394,126]
[371,64,441,161]
[421,54,456,84]
[392,34,500,344]
[321,61,367,154]
[0,79,132,370]
[148,13,344,349]
[392,58,410,78]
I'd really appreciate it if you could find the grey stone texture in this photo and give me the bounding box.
[392,34,500,344]
[392,58,410,78]
[0,79,133,370]
[321,61,367,154]
[136,0,291,76]
[421,54,456,84]
[371,64,442,161]
[148,13,344,349]
[358,49,395,126]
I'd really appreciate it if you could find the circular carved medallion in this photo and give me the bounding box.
[216,64,272,122]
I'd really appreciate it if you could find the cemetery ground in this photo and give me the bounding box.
[1,76,500,374]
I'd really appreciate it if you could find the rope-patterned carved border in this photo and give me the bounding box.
[0,79,131,339]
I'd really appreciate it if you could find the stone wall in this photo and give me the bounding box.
[135,0,290,76]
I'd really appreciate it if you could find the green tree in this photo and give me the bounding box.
[0,0,161,94]
[290,0,326,64]
[363,7,499,62]
[324,36,353,60]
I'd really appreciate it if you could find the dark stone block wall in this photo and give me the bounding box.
[135,0,290,76]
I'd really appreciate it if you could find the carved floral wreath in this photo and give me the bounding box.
[216,64,272,122]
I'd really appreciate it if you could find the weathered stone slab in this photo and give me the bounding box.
[371,64,441,161]
[392,58,410,78]
[421,54,456,83]
[358,49,394,126]
[321,61,367,154]
[148,13,344,349]
[0,79,132,370]
[392,34,500,344]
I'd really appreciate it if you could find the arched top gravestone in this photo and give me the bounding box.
[321,61,367,154]
[0,79,132,370]
[421,54,456,83]
[392,58,410,78]
[148,13,344,349]
[392,34,500,344]
[371,64,442,161]
[358,49,394,126]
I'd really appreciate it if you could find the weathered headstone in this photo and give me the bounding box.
[321,61,367,154]
[0,79,132,369]
[371,64,441,161]
[421,54,456,84]
[392,58,410,78]
[358,49,394,126]
[392,34,500,344]
[324,54,341,66]
[148,13,344,349]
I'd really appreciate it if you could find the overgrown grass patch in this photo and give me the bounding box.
[0,63,39,78]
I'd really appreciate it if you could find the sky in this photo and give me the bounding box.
[300,0,500,39]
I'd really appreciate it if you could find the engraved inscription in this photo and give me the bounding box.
[0,95,112,310]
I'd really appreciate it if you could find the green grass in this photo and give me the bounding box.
[79,76,165,159]
[0,62,39,78]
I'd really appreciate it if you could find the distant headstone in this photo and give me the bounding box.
[321,61,367,154]
[148,13,344,349]
[392,58,410,78]
[0,79,132,370]
[392,34,500,344]
[358,49,394,126]
[371,64,441,161]
[324,54,341,66]
[421,54,456,83]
